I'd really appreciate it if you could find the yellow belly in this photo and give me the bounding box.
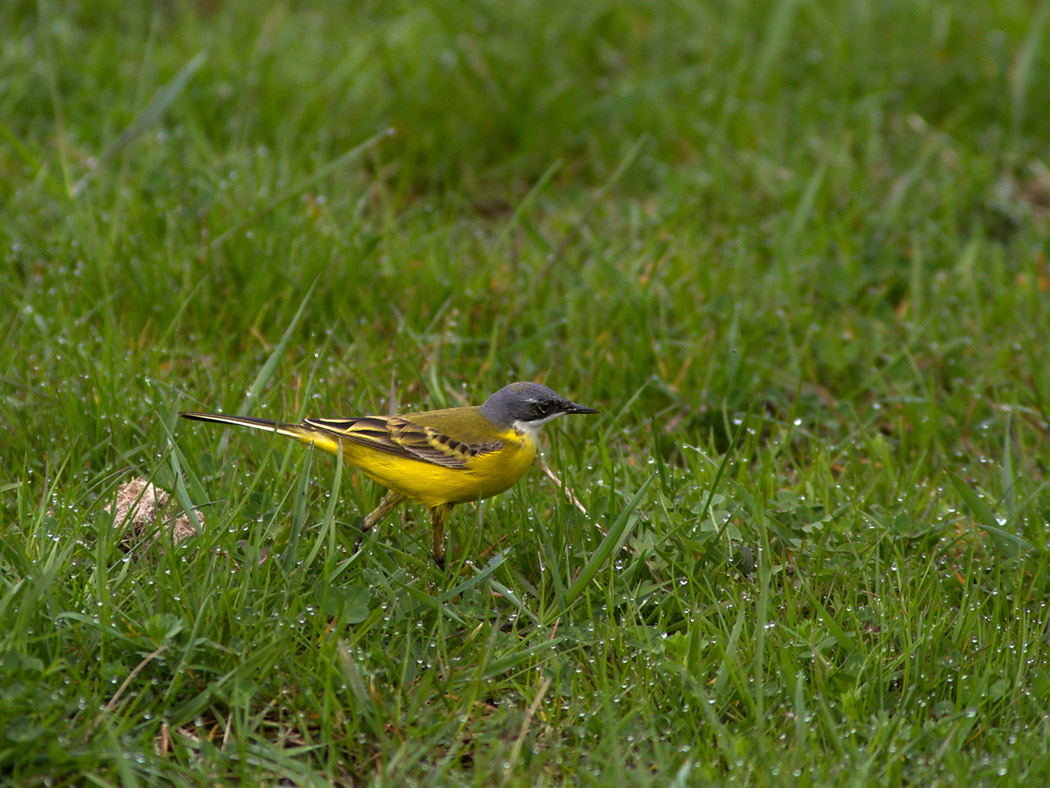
[342,434,537,508]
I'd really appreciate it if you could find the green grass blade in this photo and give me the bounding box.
[479,638,566,680]
[491,159,562,253]
[209,128,392,249]
[948,473,1032,558]
[239,277,318,417]
[1010,0,1050,136]
[284,447,314,573]
[73,50,207,196]
[544,473,653,624]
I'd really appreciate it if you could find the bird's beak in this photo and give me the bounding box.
[564,401,599,415]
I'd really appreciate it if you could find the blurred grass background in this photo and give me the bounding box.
[2,0,1050,784]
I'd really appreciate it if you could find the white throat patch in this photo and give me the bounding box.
[512,412,563,438]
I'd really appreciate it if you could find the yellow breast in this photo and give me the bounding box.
[343,428,537,508]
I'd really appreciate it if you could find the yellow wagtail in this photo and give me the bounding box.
[179,381,598,567]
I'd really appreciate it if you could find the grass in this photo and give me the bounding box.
[2,0,1050,784]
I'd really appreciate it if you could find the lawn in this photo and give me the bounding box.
[2,0,1050,785]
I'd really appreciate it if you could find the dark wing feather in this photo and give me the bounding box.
[302,416,502,469]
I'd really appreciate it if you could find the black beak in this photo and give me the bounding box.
[564,401,599,415]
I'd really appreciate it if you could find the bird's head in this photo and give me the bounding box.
[480,382,598,436]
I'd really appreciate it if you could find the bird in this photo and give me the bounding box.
[179,381,598,567]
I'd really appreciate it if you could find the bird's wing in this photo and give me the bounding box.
[302,416,503,469]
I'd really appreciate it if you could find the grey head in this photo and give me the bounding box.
[479,381,598,435]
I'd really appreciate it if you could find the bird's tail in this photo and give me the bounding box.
[178,412,342,454]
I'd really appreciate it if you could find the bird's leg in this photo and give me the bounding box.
[353,491,406,554]
[429,503,454,570]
